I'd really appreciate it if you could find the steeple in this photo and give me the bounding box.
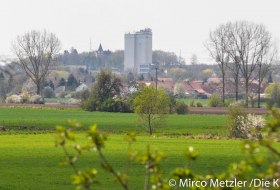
[97,43,103,53]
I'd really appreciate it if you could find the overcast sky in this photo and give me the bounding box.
[1,0,280,63]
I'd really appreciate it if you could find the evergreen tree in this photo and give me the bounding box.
[58,78,66,87]
[66,74,79,90]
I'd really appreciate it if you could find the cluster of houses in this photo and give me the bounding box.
[136,77,269,99]
[20,72,269,101]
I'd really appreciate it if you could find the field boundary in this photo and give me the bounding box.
[0,103,267,115]
[0,103,81,108]
[188,107,267,115]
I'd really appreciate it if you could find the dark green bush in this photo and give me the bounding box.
[196,102,203,107]
[42,87,55,98]
[81,97,100,111]
[81,96,132,112]
[175,101,189,114]
[101,98,131,113]
[208,94,223,107]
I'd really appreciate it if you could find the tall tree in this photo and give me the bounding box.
[92,69,123,101]
[66,74,79,91]
[255,46,277,108]
[13,30,61,94]
[81,70,123,111]
[227,21,274,107]
[206,24,229,103]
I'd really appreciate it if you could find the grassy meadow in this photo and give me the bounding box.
[0,107,228,135]
[0,107,276,190]
[0,133,273,190]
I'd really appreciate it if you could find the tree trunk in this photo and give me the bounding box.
[257,85,261,108]
[258,65,262,108]
[235,80,239,101]
[36,83,41,95]
[235,72,239,101]
[258,76,261,108]
[222,72,225,104]
[245,79,249,108]
[148,114,152,135]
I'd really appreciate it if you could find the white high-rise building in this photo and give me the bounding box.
[124,28,152,74]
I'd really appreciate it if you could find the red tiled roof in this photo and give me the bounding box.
[137,80,174,92]
[179,81,207,94]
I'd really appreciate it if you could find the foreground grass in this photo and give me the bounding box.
[0,133,275,190]
[0,107,228,135]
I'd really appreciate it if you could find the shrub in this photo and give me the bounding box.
[20,92,30,103]
[196,102,203,107]
[60,98,80,104]
[81,96,131,113]
[80,89,90,101]
[59,91,69,98]
[224,98,235,107]
[101,97,131,113]
[265,83,280,107]
[6,93,44,104]
[175,101,189,114]
[208,94,223,107]
[42,87,55,98]
[6,95,21,103]
[233,114,265,139]
[189,99,195,107]
[70,90,88,99]
[168,94,177,113]
[227,102,264,139]
[30,95,44,104]
[228,102,246,137]
[81,97,100,111]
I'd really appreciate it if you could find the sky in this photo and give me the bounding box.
[0,0,280,63]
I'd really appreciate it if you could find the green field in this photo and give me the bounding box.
[0,107,276,190]
[0,107,228,136]
[0,133,274,190]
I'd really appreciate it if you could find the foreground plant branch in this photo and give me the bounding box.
[87,125,129,190]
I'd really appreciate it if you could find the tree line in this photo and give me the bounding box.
[206,21,278,108]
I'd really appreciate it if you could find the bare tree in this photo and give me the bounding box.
[255,45,277,108]
[206,24,229,103]
[13,30,61,94]
[226,56,241,101]
[227,21,273,107]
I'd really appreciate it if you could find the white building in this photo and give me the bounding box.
[124,28,152,74]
